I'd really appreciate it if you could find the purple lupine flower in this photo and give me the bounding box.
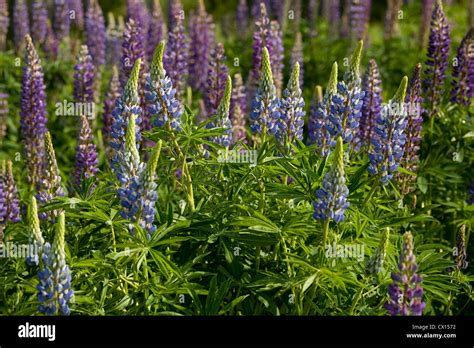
[69,0,84,30]
[368,76,408,185]
[31,0,48,45]
[309,64,337,156]
[230,74,247,144]
[290,32,304,88]
[327,41,364,146]
[43,20,59,59]
[453,225,468,271]
[85,0,106,68]
[423,0,450,118]
[103,66,121,160]
[274,62,305,145]
[53,0,70,41]
[127,0,149,55]
[251,0,271,18]
[0,92,7,142]
[74,115,98,188]
[164,13,189,99]
[146,41,183,131]
[0,0,8,50]
[250,2,271,91]
[20,35,48,187]
[168,0,183,29]
[73,45,95,104]
[420,0,435,47]
[398,63,423,195]
[121,18,145,87]
[313,136,349,224]
[106,13,123,67]
[0,161,21,235]
[188,0,215,92]
[355,58,382,151]
[385,232,425,316]
[147,0,167,64]
[250,47,280,137]
[36,132,65,220]
[450,28,474,106]
[207,76,233,147]
[204,43,229,119]
[37,212,74,316]
[271,0,285,25]
[13,0,29,52]
[349,0,371,41]
[384,0,402,39]
[236,0,249,37]
[269,20,284,96]
[111,59,142,172]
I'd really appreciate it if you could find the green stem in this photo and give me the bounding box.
[322,219,330,246]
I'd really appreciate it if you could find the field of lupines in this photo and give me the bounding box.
[0,0,473,317]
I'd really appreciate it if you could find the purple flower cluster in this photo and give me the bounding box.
[423,0,450,118]
[73,45,95,104]
[385,232,425,316]
[37,213,73,316]
[106,13,123,67]
[53,0,70,41]
[274,62,305,145]
[20,35,48,187]
[121,18,145,87]
[13,0,29,52]
[44,20,59,59]
[69,0,84,30]
[127,0,149,55]
[147,0,166,64]
[313,136,349,223]
[103,66,121,159]
[145,41,183,131]
[0,0,8,50]
[85,0,106,67]
[236,0,249,37]
[74,116,98,188]
[355,59,382,151]
[368,76,408,185]
[164,13,189,98]
[0,92,7,141]
[205,43,229,119]
[207,76,233,147]
[450,28,474,106]
[0,161,21,239]
[250,47,280,136]
[189,0,215,92]
[31,0,48,45]
[349,0,371,41]
[168,0,183,29]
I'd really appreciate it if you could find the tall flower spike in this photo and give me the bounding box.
[250,2,271,92]
[207,76,233,147]
[398,63,423,195]
[369,76,408,185]
[450,28,474,106]
[205,43,229,119]
[74,115,99,188]
[188,0,215,92]
[269,20,284,96]
[121,18,145,87]
[168,0,183,29]
[0,0,8,50]
[349,0,371,41]
[454,225,469,271]
[366,228,390,275]
[20,35,48,187]
[36,132,65,220]
[146,41,183,131]
[73,45,95,104]
[355,58,382,151]
[309,62,338,156]
[327,0,341,38]
[26,195,43,265]
[37,212,74,315]
[423,0,450,118]
[31,0,48,45]
[103,66,121,159]
[385,232,425,316]
[164,13,189,99]
[106,13,122,67]
[69,0,84,30]
[0,92,8,142]
[328,41,364,146]
[147,0,167,64]
[53,0,70,42]
[313,136,350,223]
[13,0,29,52]
[250,47,280,137]
[0,160,21,242]
[85,0,106,68]
[111,59,142,173]
[274,62,305,145]
[236,0,249,38]
[290,32,304,88]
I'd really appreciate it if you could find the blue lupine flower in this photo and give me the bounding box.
[250,47,280,136]
[207,76,232,147]
[313,136,349,223]
[145,41,182,131]
[274,62,305,145]
[37,212,73,315]
[368,76,408,185]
